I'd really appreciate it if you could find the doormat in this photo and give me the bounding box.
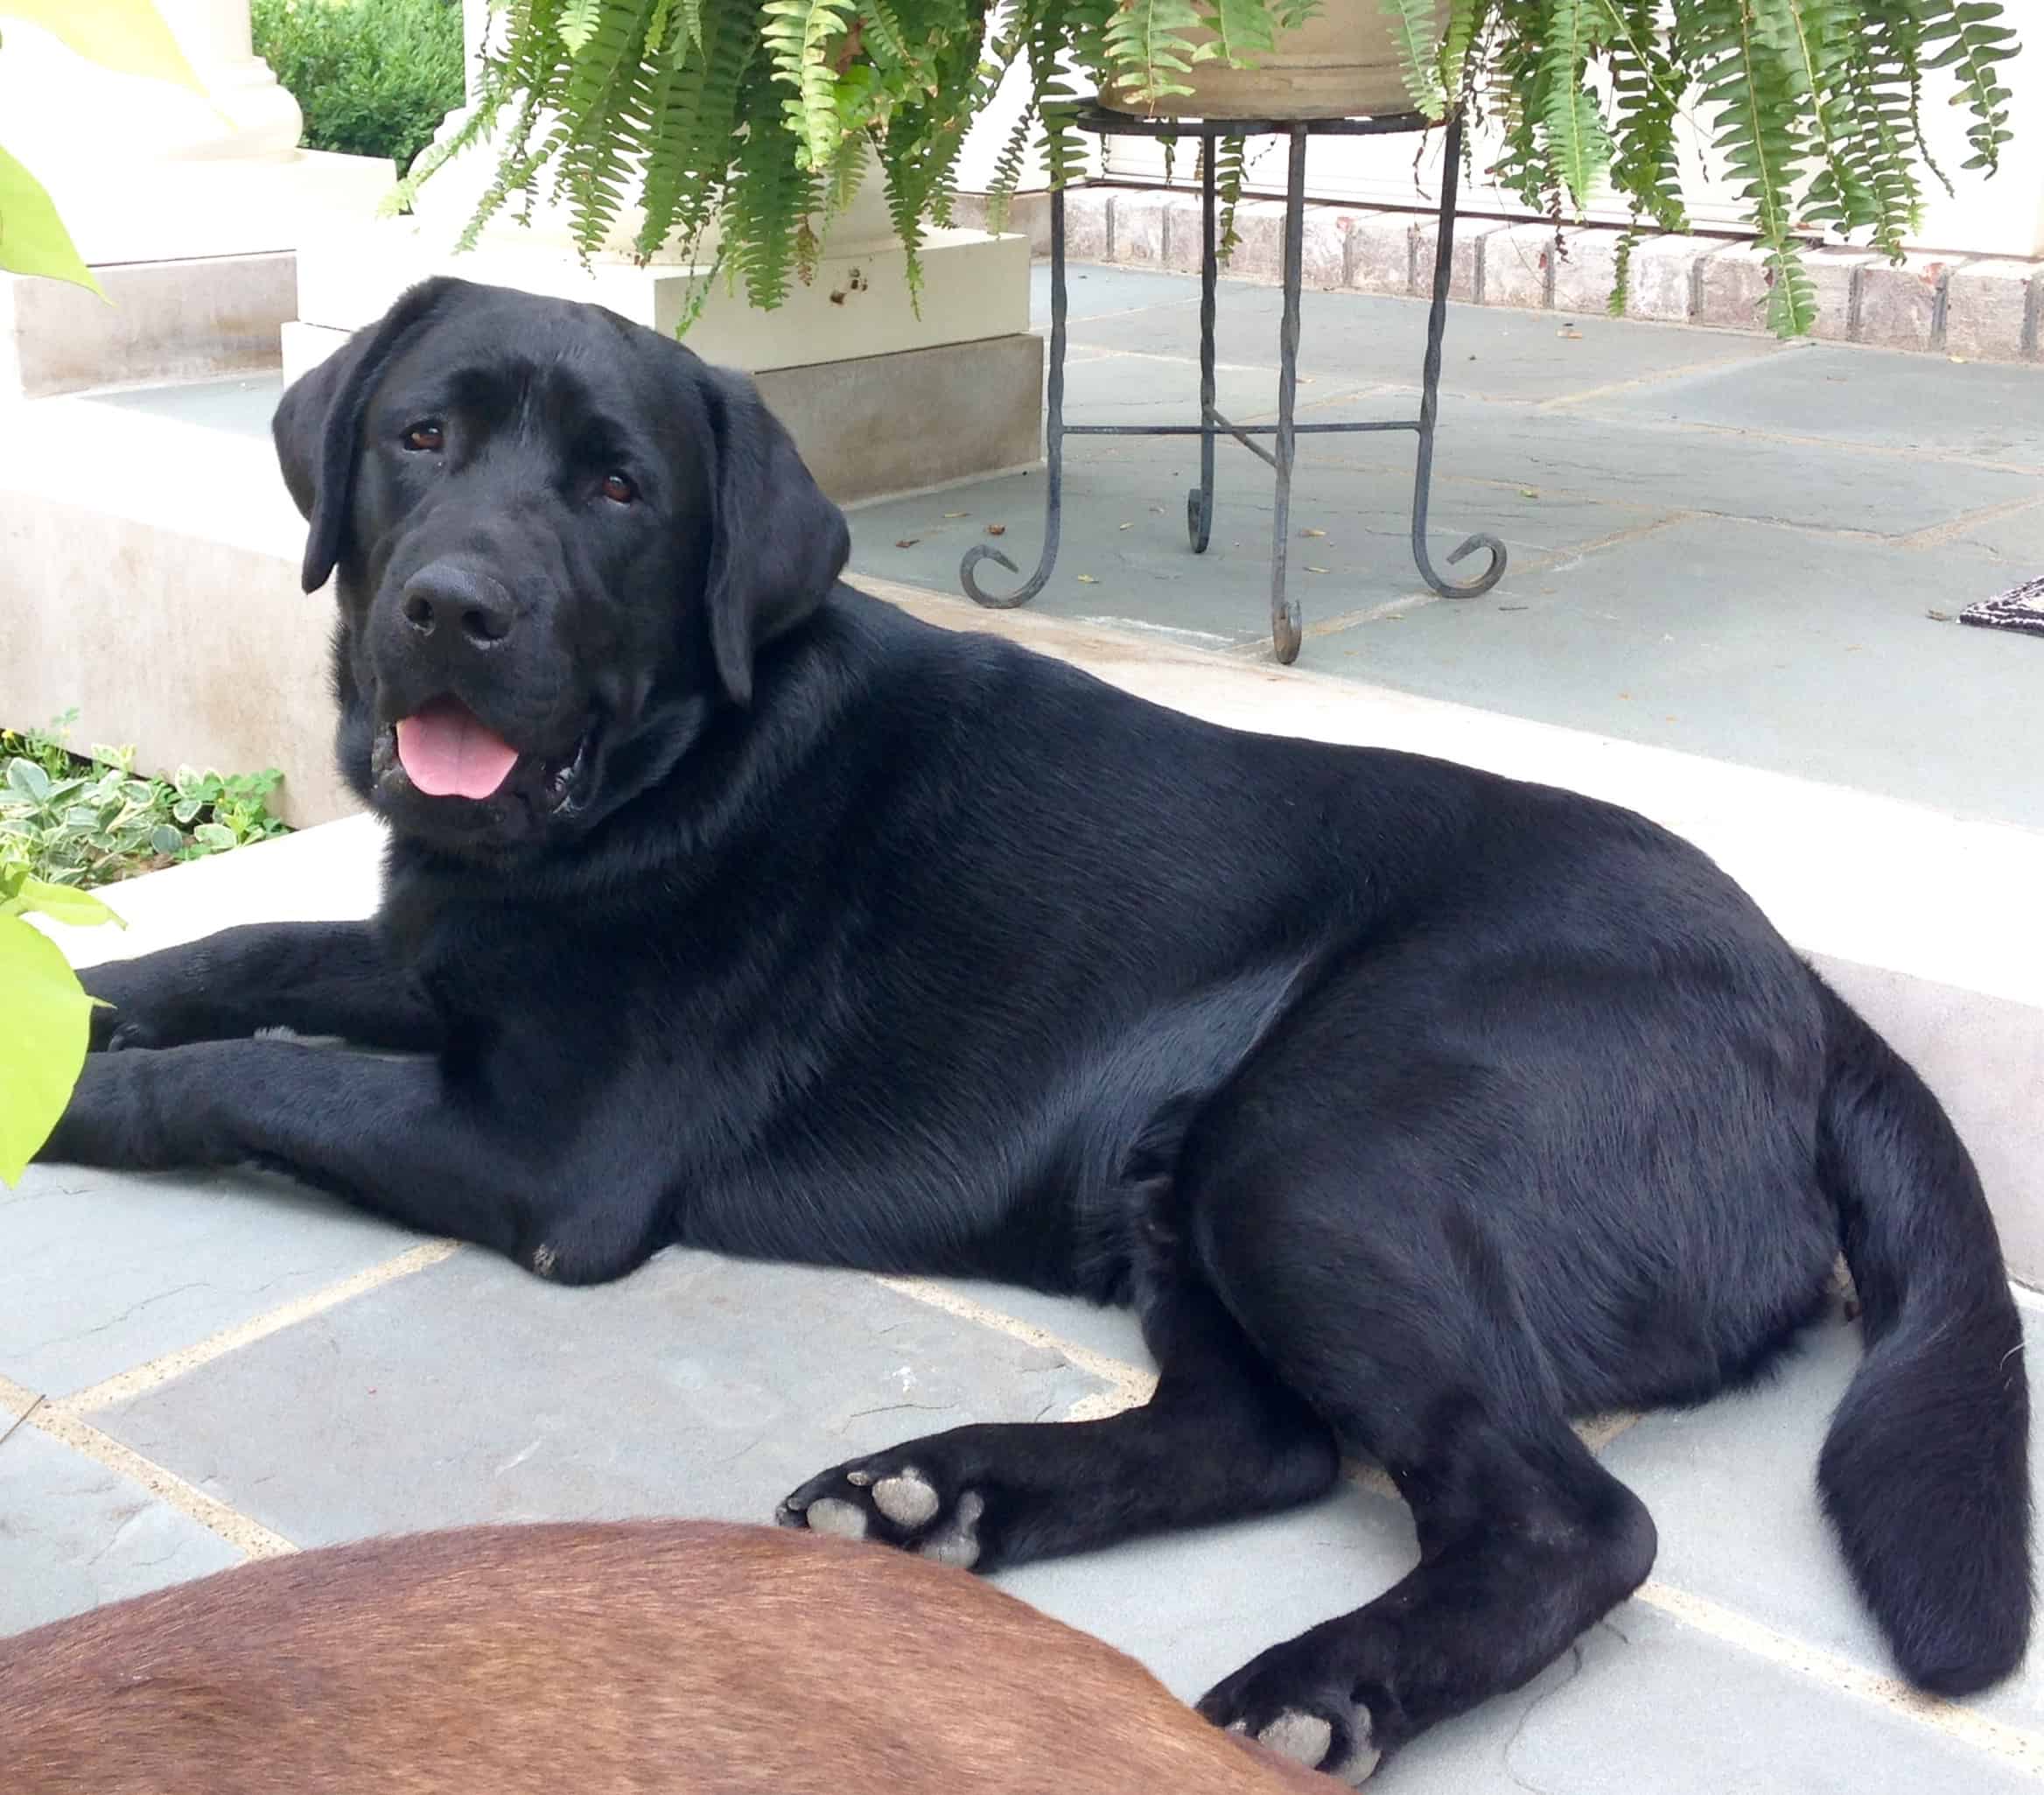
[1959,573,2044,639]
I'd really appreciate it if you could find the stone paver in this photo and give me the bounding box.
[2,1164,423,1398]
[89,1245,1111,1548]
[1296,514,2032,820]
[0,1417,243,1635]
[1577,340,2044,466]
[852,261,2043,830]
[1602,1301,2044,1734]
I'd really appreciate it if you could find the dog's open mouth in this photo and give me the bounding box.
[396,698,522,800]
[377,697,594,818]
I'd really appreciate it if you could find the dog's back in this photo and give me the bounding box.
[4,1518,1331,1794]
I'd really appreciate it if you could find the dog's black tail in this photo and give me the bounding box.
[1813,978,2032,1695]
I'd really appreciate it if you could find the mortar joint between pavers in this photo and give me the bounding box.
[1689,241,1726,325]
[1929,256,1956,354]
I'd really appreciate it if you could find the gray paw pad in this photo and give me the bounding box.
[915,1489,985,1569]
[1257,1711,1332,1768]
[872,1469,940,1528]
[802,1497,870,1540]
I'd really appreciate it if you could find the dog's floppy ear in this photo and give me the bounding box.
[700,368,850,706]
[272,277,468,595]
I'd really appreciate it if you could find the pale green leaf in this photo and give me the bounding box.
[0,143,103,295]
[0,915,94,1185]
[6,876,122,928]
[0,0,205,90]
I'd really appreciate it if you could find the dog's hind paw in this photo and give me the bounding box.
[1200,1653,1382,1785]
[775,1460,988,1569]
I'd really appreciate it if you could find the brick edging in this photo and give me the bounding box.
[950,186,2043,361]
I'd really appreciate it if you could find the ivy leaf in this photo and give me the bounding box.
[6,757,52,804]
[0,915,94,1185]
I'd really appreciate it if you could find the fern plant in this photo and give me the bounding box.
[430,0,2019,335]
[1399,0,2020,334]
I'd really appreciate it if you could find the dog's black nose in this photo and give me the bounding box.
[400,562,517,648]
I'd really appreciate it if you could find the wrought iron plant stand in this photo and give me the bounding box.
[960,105,1508,663]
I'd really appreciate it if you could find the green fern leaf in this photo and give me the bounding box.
[1920,0,2019,173]
[558,0,605,53]
[1203,0,1280,70]
[762,0,860,171]
[1382,0,1448,117]
[1102,0,1209,106]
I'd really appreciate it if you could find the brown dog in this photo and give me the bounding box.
[4,1518,1335,1793]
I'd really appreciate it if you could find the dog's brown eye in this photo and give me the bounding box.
[404,423,444,452]
[600,472,635,505]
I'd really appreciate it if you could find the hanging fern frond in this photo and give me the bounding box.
[1536,0,1613,212]
[1383,0,1450,117]
[554,0,663,257]
[1203,0,1282,71]
[1683,0,1816,333]
[1920,0,2019,172]
[1102,0,1213,105]
[982,101,1039,232]
[761,0,860,171]
[1432,0,1483,109]
[425,0,2015,343]
[1213,130,1249,262]
[1599,0,1686,234]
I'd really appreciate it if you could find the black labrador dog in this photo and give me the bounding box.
[41,277,2030,1780]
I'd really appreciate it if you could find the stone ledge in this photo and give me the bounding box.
[1,255,299,401]
[1017,186,2044,360]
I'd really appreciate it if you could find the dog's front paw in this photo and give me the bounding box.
[1198,1633,1386,1785]
[81,961,197,1052]
[33,1051,171,1169]
[776,1452,990,1569]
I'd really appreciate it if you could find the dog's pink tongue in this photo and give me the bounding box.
[395,698,521,800]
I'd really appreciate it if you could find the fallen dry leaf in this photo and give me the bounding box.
[1075,573,1099,584]
[1301,527,1326,538]
[1305,564,1330,575]
[894,537,920,548]
[1519,487,1538,499]
[1925,607,1954,622]
[985,523,1007,536]
[1118,522,1134,530]
[943,510,969,518]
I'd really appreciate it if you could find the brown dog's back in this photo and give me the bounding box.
[4,1518,1332,1793]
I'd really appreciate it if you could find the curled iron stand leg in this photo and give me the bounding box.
[963,186,1065,607]
[1186,142,1218,554]
[1266,126,1308,663]
[1410,109,1506,600]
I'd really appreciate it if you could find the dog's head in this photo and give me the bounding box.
[272,277,849,856]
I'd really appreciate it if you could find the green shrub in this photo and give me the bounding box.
[1,712,291,890]
[253,0,463,173]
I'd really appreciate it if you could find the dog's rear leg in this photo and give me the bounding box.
[1186,1170,1657,1785]
[776,1266,1340,1570]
